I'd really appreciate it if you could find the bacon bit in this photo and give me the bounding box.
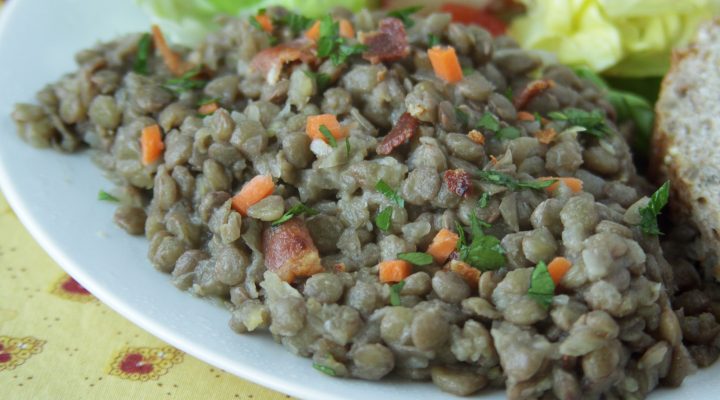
[517,111,535,122]
[440,3,508,36]
[468,129,486,145]
[361,18,410,64]
[490,155,498,165]
[151,25,194,76]
[263,218,323,283]
[198,102,219,116]
[535,127,557,145]
[513,79,555,110]
[376,112,420,155]
[250,40,316,85]
[444,169,472,197]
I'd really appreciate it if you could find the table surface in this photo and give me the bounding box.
[0,189,292,399]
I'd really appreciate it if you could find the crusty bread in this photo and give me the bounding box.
[653,18,720,279]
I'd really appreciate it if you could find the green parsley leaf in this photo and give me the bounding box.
[476,112,500,133]
[461,66,475,76]
[312,363,337,377]
[387,5,422,28]
[319,125,337,148]
[504,86,514,101]
[455,221,466,249]
[162,66,206,94]
[527,261,555,309]
[331,43,367,65]
[197,97,220,107]
[397,252,433,266]
[639,181,670,235]
[304,70,331,92]
[548,108,612,138]
[133,33,152,75]
[376,207,393,231]
[533,112,543,124]
[375,180,404,207]
[389,280,406,306]
[455,107,469,127]
[476,170,557,191]
[428,33,441,48]
[317,15,366,66]
[98,190,119,202]
[457,214,505,271]
[496,126,521,140]
[478,192,490,208]
[278,12,315,35]
[272,203,319,226]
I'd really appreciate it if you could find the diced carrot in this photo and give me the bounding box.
[427,228,460,264]
[468,129,485,145]
[306,114,347,142]
[379,260,413,283]
[534,128,557,145]
[547,256,572,285]
[540,177,584,193]
[339,19,355,38]
[140,124,164,165]
[151,25,192,76]
[198,102,219,116]
[517,111,535,122]
[255,14,273,33]
[427,46,464,84]
[305,20,321,41]
[445,260,481,288]
[231,175,275,216]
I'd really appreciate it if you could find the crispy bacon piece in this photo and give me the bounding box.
[444,169,472,197]
[513,79,555,110]
[468,129,486,145]
[376,112,420,155]
[361,18,410,64]
[262,218,323,283]
[250,40,315,84]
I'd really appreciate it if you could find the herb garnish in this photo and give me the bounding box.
[162,66,206,94]
[496,126,521,140]
[317,15,367,66]
[375,207,393,231]
[548,108,612,138]
[375,179,404,207]
[387,6,422,28]
[639,181,670,235]
[478,192,490,208]
[397,252,433,266]
[312,363,337,377]
[389,280,406,306]
[304,70,332,92]
[197,97,220,106]
[428,34,441,47]
[344,137,351,158]
[98,190,119,202]
[456,214,505,271]
[476,170,557,191]
[476,112,500,133]
[272,203,318,226]
[133,33,152,75]
[455,107,469,127]
[527,261,555,309]
[319,125,337,147]
[276,11,315,35]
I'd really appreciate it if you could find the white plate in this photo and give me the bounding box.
[0,1,717,399]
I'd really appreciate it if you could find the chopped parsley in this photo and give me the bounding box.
[132,33,152,75]
[461,66,475,76]
[375,180,404,207]
[456,214,505,271]
[639,181,670,235]
[547,108,612,138]
[504,86,514,101]
[527,261,555,309]
[319,125,337,147]
[317,15,366,66]
[533,112,543,125]
[476,170,557,191]
[162,66,206,94]
[98,190,119,202]
[276,11,315,35]
[375,207,393,231]
[428,33,441,47]
[387,5,422,28]
[272,203,318,226]
[478,192,490,208]
[496,126,521,140]
[197,97,220,106]
[312,363,337,377]
[476,112,500,133]
[304,70,332,92]
[455,107,469,127]
[389,280,406,306]
[397,252,433,266]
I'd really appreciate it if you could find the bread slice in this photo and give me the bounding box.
[653,18,720,279]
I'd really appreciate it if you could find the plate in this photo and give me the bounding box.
[0,1,716,399]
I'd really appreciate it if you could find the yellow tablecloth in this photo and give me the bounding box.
[0,192,290,399]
